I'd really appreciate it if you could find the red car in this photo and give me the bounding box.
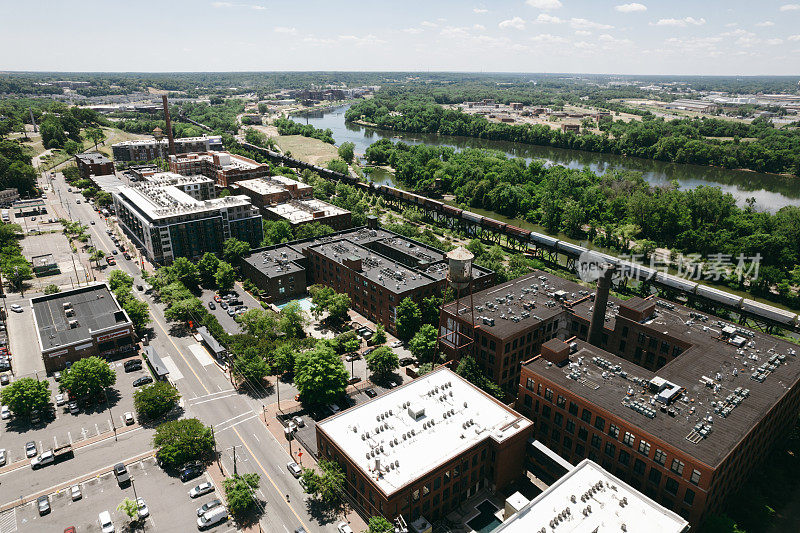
[213,295,222,302]
[64,528,76,533]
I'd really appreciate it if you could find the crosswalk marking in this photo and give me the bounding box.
[0,508,17,533]
[161,356,184,381]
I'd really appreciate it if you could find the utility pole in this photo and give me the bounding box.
[229,445,241,476]
[105,387,117,441]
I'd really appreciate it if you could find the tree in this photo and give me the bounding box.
[64,140,82,155]
[89,248,105,267]
[262,220,293,246]
[59,356,116,401]
[95,191,113,207]
[456,356,504,400]
[409,324,438,364]
[0,378,50,417]
[86,127,106,149]
[420,294,442,326]
[395,297,421,342]
[309,285,335,320]
[232,348,270,386]
[300,459,345,504]
[338,142,355,164]
[367,516,394,533]
[365,346,399,381]
[373,324,387,345]
[222,237,250,264]
[133,382,181,421]
[326,158,349,175]
[237,308,279,339]
[170,257,200,288]
[108,269,133,292]
[279,301,307,338]
[117,497,139,522]
[122,296,151,332]
[4,262,32,292]
[273,344,296,375]
[164,297,204,322]
[326,292,351,324]
[223,473,261,520]
[294,343,349,405]
[215,261,236,291]
[153,418,214,469]
[197,252,220,287]
[44,284,60,295]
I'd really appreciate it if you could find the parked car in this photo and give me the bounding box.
[25,441,37,458]
[197,506,228,530]
[180,462,204,482]
[124,412,135,425]
[287,461,302,477]
[99,510,115,533]
[362,347,377,357]
[37,495,50,515]
[390,340,403,348]
[337,523,354,533]
[328,403,341,414]
[399,357,415,366]
[293,416,305,428]
[196,499,222,516]
[364,388,378,398]
[189,482,214,498]
[112,249,118,255]
[9,304,22,313]
[0,448,6,466]
[0,405,9,419]
[219,302,228,310]
[90,220,95,225]
[227,308,236,317]
[53,371,61,381]
[344,353,360,362]
[0,374,9,386]
[71,485,82,501]
[31,444,73,469]
[208,301,216,310]
[124,359,143,372]
[133,376,153,387]
[68,401,79,414]
[114,462,130,485]
[136,497,150,518]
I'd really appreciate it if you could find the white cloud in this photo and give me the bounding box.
[788,34,800,41]
[473,24,486,31]
[529,33,568,44]
[725,22,738,27]
[421,21,438,28]
[780,4,800,11]
[274,26,297,34]
[765,38,783,45]
[535,13,563,24]
[570,18,613,30]
[251,5,265,10]
[575,30,592,36]
[526,0,562,10]
[440,26,471,38]
[652,17,706,27]
[499,16,526,30]
[473,8,488,14]
[211,1,264,9]
[615,3,647,13]
[211,1,233,6]
[338,34,387,46]
[755,21,774,27]
[402,28,423,34]
[599,33,633,46]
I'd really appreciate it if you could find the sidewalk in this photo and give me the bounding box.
[261,397,367,533]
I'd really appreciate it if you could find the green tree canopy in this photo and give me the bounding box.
[222,237,250,264]
[153,418,215,469]
[232,347,270,386]
[326,158,349,175]
[373,324,387,345]
[395,297,422,342]
[300,459,345,504]
[223,473,261,521]
[279,301,307,338]
[294,343,349,405]
[59,356,116,401]
[197,252,220,287]
[164,297,204,323]
[108,269,134,292]
[0,377,50,417]
[170,257,200,288]
[215,261,236,291]
[365,346,399,381]
[367,516,394,533]
[409,324,438,364]
[456,355,504,400]
[133,382,181,421]
[337,142,355,163]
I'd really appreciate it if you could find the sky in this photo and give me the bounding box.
[1,0,800,75]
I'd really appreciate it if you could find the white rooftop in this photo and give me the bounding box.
[237,176,311,196]
[495,459,689,533]
[116,183,253,220]
[113,135,221,147]
[317,367,532,495]
[267,198,348,223]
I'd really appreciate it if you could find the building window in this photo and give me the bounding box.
[523,394,532,408]
[608,424,620,439]
[569,402,579,416]
[565,419,575,435]
[525,378,535,391]
[590,434,602,450]
[638,440,651,457]
[654,449,667,466]
[575,443,585,457]
[633,459,646,475]
[648,468,662,486]
[412,489,420,502]
[619,450,630,466]
[665,478,679,495]
[684,488,695,505]
[594,416,605,432]
[690,469,701,485]
[578,427,588,442]
[581,409,592,423]
[563,436,573,451]
[671,459,685,476]
[557,395,566,408]
[544,388,553,401]
[553,412,563,427]
[541,405,551,419]
[604,442,616,458]
[623,432,635,447]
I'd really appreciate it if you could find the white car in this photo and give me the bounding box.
[0,449,6,466]
[136,497,149,518]
[71,485,82,501]
[1,405,10,419]
[99,510,115,533]
[189,482,214,498]
[337,522,355,533]
[124,412,135,425]
[390,340,403,348]
[9,304,22,313]
[55,394,66,406]
[287,461,302,478]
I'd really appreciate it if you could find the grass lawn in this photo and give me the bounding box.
[273,134,339,166]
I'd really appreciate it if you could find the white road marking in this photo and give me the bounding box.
[161,356,184,381]
[252,433,260,443]
[0,508,17,533]
[190,393,238,406]
[217,414,258,433]
[188,343,214,367]
[214,411,253,428]
[67,432,73,445]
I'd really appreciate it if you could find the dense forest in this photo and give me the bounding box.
[347,91,800,176]
[273,118,335,144]
[365,140,800,309]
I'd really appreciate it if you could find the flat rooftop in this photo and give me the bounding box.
[243,245,305,279]
[171,151,264,171]
[266,199,349,224]
[236,176,312,197]
[496,459,688,533]
[318,367,532,495]
[32,284,131,350]
[115,183,253,221]
[113,135,221,147]
[75,152,111,165]
[309,238,439,293]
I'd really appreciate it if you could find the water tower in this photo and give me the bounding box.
[439,246,476,363]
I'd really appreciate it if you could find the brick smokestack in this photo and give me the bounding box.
[589,264,615,347]
[162,94,176,156]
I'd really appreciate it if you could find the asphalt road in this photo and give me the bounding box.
[25,169,343,532]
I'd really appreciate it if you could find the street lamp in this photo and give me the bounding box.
[105,387,117,441]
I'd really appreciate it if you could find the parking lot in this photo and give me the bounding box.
[200,287,262,335]
[0,356,150,466]
[0,456,234,533]
[18,226,91,292]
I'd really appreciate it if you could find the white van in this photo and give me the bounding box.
[99,510,115,533]
[197,506,228,530]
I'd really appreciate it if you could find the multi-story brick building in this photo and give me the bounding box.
[168,151,269,187]
[264,199,351,231]
[316,367,533,524]
[240,219,493,332]
[111,135,223,162]
[75,152,114,179]
[233,176,312,208]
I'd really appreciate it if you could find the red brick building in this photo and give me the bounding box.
[316,367,533,523]
[75,152,114,180]
[168,151,269,187]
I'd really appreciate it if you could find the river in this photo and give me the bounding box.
[292,105,800,213]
